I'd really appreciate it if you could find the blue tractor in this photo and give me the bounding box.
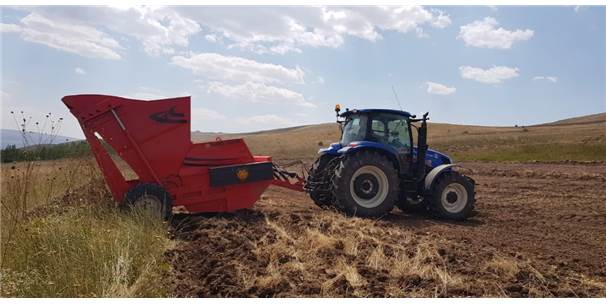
[304,105,475,220]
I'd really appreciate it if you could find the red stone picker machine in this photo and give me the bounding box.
[63,94,475,221]
[63,94,304,219]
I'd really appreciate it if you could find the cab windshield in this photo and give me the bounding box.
[341,114,367,145]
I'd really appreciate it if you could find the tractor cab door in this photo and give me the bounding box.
[369,114,413,175]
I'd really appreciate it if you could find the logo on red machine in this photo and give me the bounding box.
[236,168,249,181]
[150,106,187,124]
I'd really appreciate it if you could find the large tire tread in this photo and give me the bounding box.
[306,155,337,208]
[331,150,399,218]
[429,172,475,220]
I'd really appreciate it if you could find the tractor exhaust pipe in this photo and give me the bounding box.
[416,112,429,183]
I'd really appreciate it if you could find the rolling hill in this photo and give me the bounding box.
[1,129,79,149]
[537,112,606,127]
[191,112,606,162]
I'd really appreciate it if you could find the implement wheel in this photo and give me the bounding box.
[124,183,172,220]
[332,151,399,218]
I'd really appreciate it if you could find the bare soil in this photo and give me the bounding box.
[166,162,606,297]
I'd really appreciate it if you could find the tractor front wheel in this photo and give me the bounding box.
[124,183,173,220]
[332,151,399,218]
[429,172,475,220]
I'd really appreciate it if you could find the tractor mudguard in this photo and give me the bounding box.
[337,142,400,168]
[337,141,399,155]
[338,141,399,158]
[318,142,342,156]
[424,164,458,191]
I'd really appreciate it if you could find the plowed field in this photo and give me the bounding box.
[166,161,606,297]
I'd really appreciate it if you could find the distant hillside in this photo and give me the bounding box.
[538,112,606,127]
[1,129,79,149]
[191,112,606,162]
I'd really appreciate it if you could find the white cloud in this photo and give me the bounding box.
[425,81,456,95]
[206,81,316,108]
[7,6,449,57]
[172,53,314,108]
[109,6,200,56]
[179,6,450,54]
[459,65,520,84]
[8,7,200,57]
[459,17,533,49]
[171,52,305,84]
[191,107,301,131]
[1,13,122,60]
[205,34,218,43]
[533,76,558,83]
[190,108,296,130]
[191,107,227,121]
[74,67,86,75]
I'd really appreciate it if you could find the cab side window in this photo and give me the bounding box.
[370,119,387,143]
[387,119,411,149]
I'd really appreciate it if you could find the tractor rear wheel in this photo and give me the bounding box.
[332,151,399,217]
[306,154,336,208]
[124,183,172,220]
[429,172,475,220]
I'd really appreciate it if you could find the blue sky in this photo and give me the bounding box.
[1,5,605,138]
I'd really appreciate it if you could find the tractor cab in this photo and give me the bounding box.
[340,109,412,151]
[339,109,415,176]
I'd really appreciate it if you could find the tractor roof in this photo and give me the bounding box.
[341,108,412,117]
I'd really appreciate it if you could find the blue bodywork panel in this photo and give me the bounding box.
[318,142,452,170]
[413,147,452,168]
[318,142,344,156]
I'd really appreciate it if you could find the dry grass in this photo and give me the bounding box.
[480,255,606,297]
[484,256,521,279]
[0,158,172,297]
[215,210,466,297]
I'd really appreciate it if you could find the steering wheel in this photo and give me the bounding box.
[390,137,405,148]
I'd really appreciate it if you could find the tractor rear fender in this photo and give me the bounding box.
[338,144,400,170]
[424,164,458,191]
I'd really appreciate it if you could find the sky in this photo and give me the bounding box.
[1,5,605,139]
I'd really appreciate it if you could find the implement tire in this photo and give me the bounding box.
[124,183,172,220]
[332,151,399,218]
